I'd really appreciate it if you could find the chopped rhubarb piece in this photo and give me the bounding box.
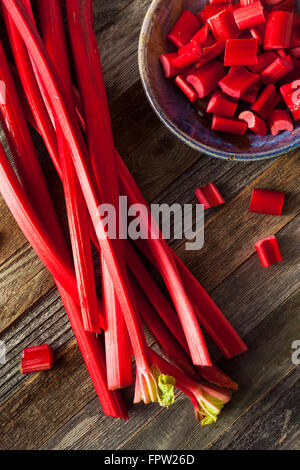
[240,0,258,4]
[249,188,285,215]
[199,4,228,23]
[261,55,293,84]
[186,60,225,98]
[250,24,266,45]
[190,23,210,45]
[194,39,225,68]
[269,109,294,135]
[248,51,278,73]
[255,236,283,268]
[175,74,197,102]
[251,84,281,119]
[160,53,180,78]
[263,0,290,4]
[212,115,248,135]
[271,0,295,11]
[233,2,266,30]
[219,66,260,98]
[195,183,225,210]
[224,39,258,66]
[206,89,237,117]
[240,82,261,104]
[168,10,201,48]
[209,0,232,3]
[21,344,54,374]
[291,17,300,48]
[239,110,267,136]
[290,47,300,59]
[207,7,240,40]
[280,80,300,121]
[279,58,300,84]
[174,40,202,68]
[264,11,294,50]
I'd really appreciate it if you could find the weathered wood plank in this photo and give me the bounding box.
[175,149,300,292]
[208,367,299,450]
[36,218,299,450]
[122,291,299,450]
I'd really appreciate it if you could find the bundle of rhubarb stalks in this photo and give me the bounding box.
[0,0,247,424]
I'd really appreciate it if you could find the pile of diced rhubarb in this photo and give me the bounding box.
[160,0,300,137]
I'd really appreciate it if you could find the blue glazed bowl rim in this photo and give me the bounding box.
[138,0,300,161]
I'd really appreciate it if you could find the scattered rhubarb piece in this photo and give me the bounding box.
[207,7,240,40]
[186,60,225,98]
[168,10,201,48]
[195,183,225,210]
[212,115,248,135]
[21,344,54,374]
[224,39,258,66]
[269,109,294,135]
[280,80,300,120]
[233,1,266,30]
[249,188,285,215]
[206,89,238,117]
[160,53,180,78]
[175,73,197,102]
[239,110,267,136]
[251,84,281,119]
[219,66,260,98]
[264,11,294,50]
[255,235,283,268]
[261,55,293,84]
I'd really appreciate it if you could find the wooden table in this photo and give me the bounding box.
[0,0,299,451]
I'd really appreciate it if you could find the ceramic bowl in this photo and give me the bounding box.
[138,0,300,161]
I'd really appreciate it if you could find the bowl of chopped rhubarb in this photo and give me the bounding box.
[138,0,300,160]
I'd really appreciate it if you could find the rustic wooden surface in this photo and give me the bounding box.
[0,0,299,451]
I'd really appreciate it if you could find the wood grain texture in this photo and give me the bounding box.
[0,0,299,451]
[208,367,300,450]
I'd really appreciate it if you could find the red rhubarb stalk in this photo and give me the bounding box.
[3,0,163,401]
[148,349,232,425]
[38,0,101,333]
